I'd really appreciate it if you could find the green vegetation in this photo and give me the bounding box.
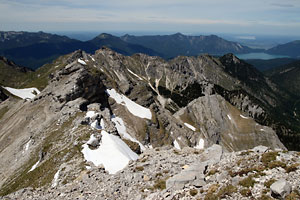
[261,152,278,165]
[153,178,167,190]
[267,161,286,169]
[208,169,218,176]
[229,165,265,177]
[0,60,32,88]
[204,184,219,200]
[217,184,237,198]
[0,112,85,196]
[239,176,257,188]
[285,163,300,173]
[135,166,144,172]
[189,189,198,196]
[239,150,253,156]
[155,172,163,177]
[286,190,300,200]
[240,188,252,197]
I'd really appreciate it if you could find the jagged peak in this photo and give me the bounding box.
[65,49,88,64]
[220,53,241,65]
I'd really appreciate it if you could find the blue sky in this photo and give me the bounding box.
[1,0,300,36]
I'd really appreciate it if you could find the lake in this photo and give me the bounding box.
[236,53,290,60]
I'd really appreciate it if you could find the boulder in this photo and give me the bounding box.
[203,144,223,165]
[166,162,207,189]
[270,179,291,199]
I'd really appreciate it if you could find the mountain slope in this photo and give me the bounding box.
[245,58,297,72]
[0,56,32,88]
[1,48,299,197]
[267,40,300,58]
[121,33,259,59]
[266,60,300,96]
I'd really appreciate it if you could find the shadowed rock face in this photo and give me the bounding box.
[0,87,8,102]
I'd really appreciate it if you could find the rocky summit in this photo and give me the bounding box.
[0,48,299,199]
[3,146,300,200]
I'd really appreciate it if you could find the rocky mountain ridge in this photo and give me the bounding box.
[3,145,300,200]
[0,48,298,198]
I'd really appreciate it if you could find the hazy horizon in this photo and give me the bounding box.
[1,0,300,36]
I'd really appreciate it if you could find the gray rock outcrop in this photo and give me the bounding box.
[270,179,292,199]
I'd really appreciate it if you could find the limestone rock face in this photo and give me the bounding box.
[174,95,285,151]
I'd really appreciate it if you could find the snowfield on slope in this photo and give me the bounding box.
[82,131,139,174]
[106,89,152,120]
[3,87,40,99]
[112,116,146,151]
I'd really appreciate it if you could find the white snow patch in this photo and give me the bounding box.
[100,118,105,129]
[85,111,97,119]
[184,123,196,131]
[112,116,145,151]
[78,59,87,65]
[260,128,265,131]
[127,69,143,80]
[51,169,60,187]
[227,114,232,120]
[29,160,40,172]
[173,139,181,150]
[240,114,249,119]
[3,87,40,100]
[81,131,139,174]
[86,166,91,170]
[87,134,99,146]
[106,89,152,120]
[178,137,182,141]
[195,138,205,149]
[91,120,102,130]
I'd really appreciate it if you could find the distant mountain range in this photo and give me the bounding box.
[121,33,258,58]
[266,40,300,58]
[0,31,300,69]
[0,31,158,69]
